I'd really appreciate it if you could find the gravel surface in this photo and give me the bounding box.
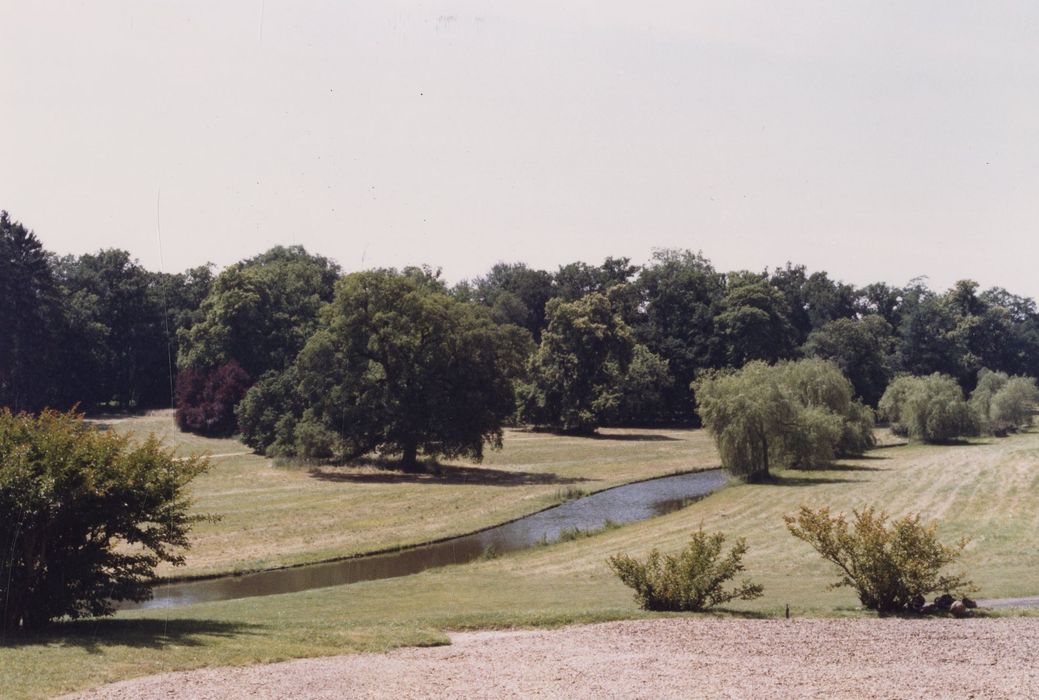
[68,618,1039,699]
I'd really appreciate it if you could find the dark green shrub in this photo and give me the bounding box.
[608,529,763,611]
[784,505,973,614]
[0,410,208,634]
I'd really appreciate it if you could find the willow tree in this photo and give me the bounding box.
[694,359,874,481]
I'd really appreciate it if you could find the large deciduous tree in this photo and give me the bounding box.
[248,268,529,469]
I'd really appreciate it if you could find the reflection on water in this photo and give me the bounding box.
[127,469,727,610]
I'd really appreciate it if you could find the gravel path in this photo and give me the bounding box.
[68,618,1039,699]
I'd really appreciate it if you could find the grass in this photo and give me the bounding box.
[3,424,1038,698]
[97,411,720,578]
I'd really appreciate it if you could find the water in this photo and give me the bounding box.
[128,468,728,610]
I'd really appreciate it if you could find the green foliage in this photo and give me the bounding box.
[608,529,764,611]
[879,373,977,443]
[716,273,798,366]
[633,249,726,419]
[518,289,668,433]
[694,359,875,480]
[784,505,973,613]
[990,376,1039,429]
[178,245,339,378]
[235,366,305,456]
[968,368,1009,433]
[257,268,530,468]
[803,315,895,406]
[0,410,207,633]
[613,344,673,425]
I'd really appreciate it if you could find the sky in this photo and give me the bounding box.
[2,1,1038,298]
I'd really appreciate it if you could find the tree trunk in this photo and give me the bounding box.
[400,441,420,472]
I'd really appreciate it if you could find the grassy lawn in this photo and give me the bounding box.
[4,426,1038,698]
[96,412,722,578]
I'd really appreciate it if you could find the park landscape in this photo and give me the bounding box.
[3,217,1039,696]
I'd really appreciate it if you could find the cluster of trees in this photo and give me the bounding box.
[878,369,1039,443]
[1,212,212,413]
[6,209,1039,466]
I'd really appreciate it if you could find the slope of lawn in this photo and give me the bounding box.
[95,411,721,578]
[5,429,1038,699]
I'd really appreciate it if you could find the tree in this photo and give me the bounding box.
[0,212,66,412]
[694,359,874,481]
[0,409,207,634]
[785,505,973,614]
[608,529,763,611]
[178,246,340,379]
[716,273,798,366]
[518,289,667,433]
[462,262,556,341]
[989,376,1039,431]
[54,249,171,408]
[270,268,529,469]
[878,374,977,443]
[803,315,896,406]
[613,345,673,425]
[633,249,726,419]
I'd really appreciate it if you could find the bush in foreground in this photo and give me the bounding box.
[0,410,208,634]
[608,529,764,611]
[784,505,973,614]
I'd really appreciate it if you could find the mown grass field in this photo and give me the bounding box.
[98,412,721,578]
[3,422,1038,699]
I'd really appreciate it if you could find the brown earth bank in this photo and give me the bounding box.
[66,617,1039,699]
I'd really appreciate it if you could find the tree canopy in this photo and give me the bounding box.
[241,268,529,469]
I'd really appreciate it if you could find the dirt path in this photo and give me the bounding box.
[67,618,1039,699]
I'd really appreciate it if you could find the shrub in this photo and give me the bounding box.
[608,529,764,611]
[0,409,207,634]
[784,505,973,614]
[878,373,976,443]
[990,376,1039,430]
[175,361,252,436]
[693,359,875,480]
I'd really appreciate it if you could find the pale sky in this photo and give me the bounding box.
[2,1,1037,298]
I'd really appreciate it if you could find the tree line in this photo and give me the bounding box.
[5,210,1039,464]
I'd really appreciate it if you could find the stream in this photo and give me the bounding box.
[128,468,728,610]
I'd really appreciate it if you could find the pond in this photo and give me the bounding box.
[127,468,728,610]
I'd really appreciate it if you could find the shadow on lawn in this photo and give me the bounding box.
[309,462,591,487]
[765,473,861,487]
[2,617,263,653]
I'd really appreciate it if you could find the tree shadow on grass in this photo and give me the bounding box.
[764,474,861,487]
[2,617,263,653]
[582,433,681,442]
[309,462,591,487]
